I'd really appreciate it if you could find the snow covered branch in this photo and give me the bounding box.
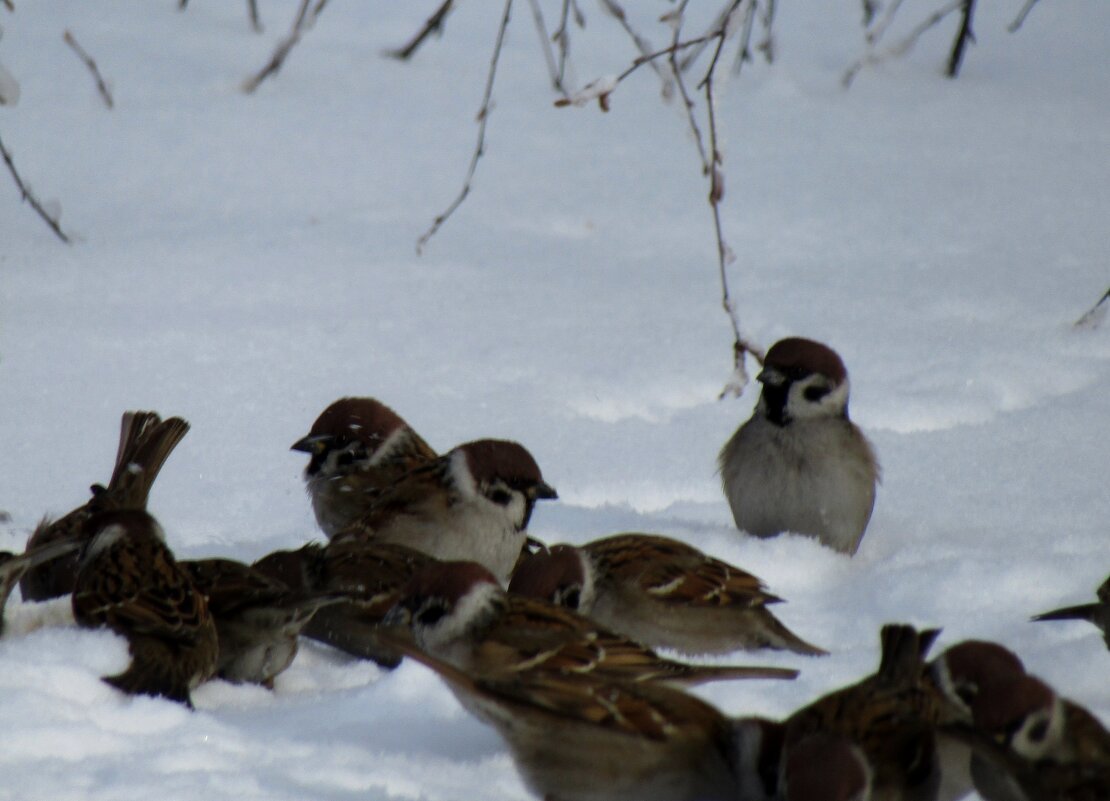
[64,30,114,109]
[0,133,71,244]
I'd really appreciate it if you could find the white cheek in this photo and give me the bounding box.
[447,450,478,499]
[505,492,527,528]
[419,583,503,655]
[1011,703,1064,760]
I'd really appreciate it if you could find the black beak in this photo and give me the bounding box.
[291,433,333,454]
[533,481,558,501]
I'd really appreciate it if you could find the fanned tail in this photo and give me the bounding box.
[106,412,191,508]
[877,624,941,685]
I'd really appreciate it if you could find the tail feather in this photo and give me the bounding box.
[761,614,829,657]
[674,663,798,686]
[106,413,190,508]
[302,607,404,668]
[877,624,940,685]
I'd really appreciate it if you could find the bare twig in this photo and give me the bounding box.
[865,0,905,45]
[416,0,513,254]
[63,30,114,109]
[945,0,976,77]
[1074,288,1110,330]
[248,0,262,32]
[0,132,71,244]
[728,0,759,77]
[242,0,321,94]
[676,0,738,73]
[843,0,963,88]
[2,0,13,12]
[664,1,709,171]
[599,0,673,98]
[552,0,584,91]
[526,0,568,95]
[386,0,457,60]
[1008,0,1041,32]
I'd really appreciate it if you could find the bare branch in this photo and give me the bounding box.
[757,0,777,62]
[599,0,673,98]
[386,0,457,61]
[665,1,709,172]
[1008,0,1041,32]
[242,0,319,94]
[526,0,568,96]
[416,0,513,254]
[63,30,114,109]
[677,0,738,73]
[0,132,71,244]
[728,0,758,78]
[843,0,963,88]
[2,0,13,11]
[1075,288,1110,330]
[248,0,262,33]
[945,0,976,77]
[552,0,584,91]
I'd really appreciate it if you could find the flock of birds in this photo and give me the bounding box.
[1,336,1106,801]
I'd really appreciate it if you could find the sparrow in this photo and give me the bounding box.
[1032,574,1110,650]
[384,560,798,687]
[251,538,434,667]
[957,672,1110,801]
[291,397,438,538]
[71,509,218,707]
[181,557,345,687]
[21,410,190,601]
[0,538,84,636]
[783,624,944,801]
[718,337,879,555]
[508,533,827,656]
[335,438,558,582]
[781,733,873,801]
[381,634,788,801]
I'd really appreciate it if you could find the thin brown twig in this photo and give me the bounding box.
[63,30,114,109]
[1008,0,1041,32]
[945,0,976,77]
[842,0,964,88]
[1074,288,1110,330]
[526,0,568,95]
[552,0,583,91]
[248,0,263,32]
[386,0,457,60]
[729,0,759,77]
[0,132,71,244]
[599,0,672,98]
[2,0,13,12]
[664,1,709,171]
[242,0,315,94]
[416,0,513,254]
[677,0,739,73]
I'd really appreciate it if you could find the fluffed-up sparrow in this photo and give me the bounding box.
[381,633,789,801]
[335,438,557,582]
[21,410,190,601]
[384,560,798,686]
[1032,574,1110,651]
[251,538,434,667]
[181,557,345,687]
[783,624,944,801]
[508,533,826,656]
[0,538,84,636]
[719,337,879,555]
[291,397,438,538]
[71,509,218,707]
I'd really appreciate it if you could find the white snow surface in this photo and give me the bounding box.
[1,2,1107,799]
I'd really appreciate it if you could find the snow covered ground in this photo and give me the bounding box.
[1,2,1107,799]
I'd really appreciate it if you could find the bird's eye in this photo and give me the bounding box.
[803,384,831,402]
[489,489,513,506]
[417,605,447,626]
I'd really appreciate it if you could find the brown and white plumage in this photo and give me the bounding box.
[21,410,190,601]
[335,439,557,582]
[509,533,826,656]
[292,397,437,538]
[783,625,943,801]
[385,560,797,687]
[719,337,879,555]
[251,538,434,667]
[181,557,344,687]
[72,509,217,707]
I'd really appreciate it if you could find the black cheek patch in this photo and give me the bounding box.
[804,385,832,403]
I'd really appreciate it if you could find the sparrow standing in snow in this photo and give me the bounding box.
[719,337,879,554]
[508,533,826,656]
[181,557,344,687]
[291,397,437,538]
[72,509,218,707]
[335,439,557,582]
[382,634,789,801]
[385,560,798,686]
[252,538,435,667]
[21,410,190,601]
[1032,574,1110,651]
